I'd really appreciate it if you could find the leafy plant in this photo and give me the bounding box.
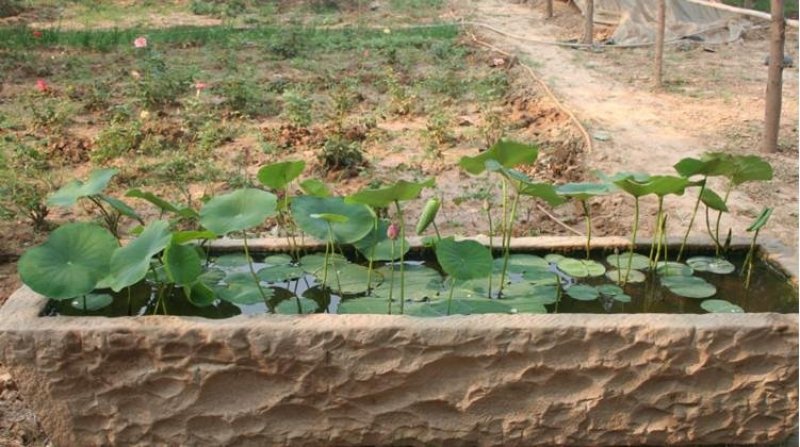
[435,238,492,315]
[742,207,772,288]
[556,182,612,259]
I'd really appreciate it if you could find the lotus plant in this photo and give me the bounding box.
[743,207,773,288]
[555,182,612,259]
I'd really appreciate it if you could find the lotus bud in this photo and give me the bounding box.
[387,223,399,240]
[415,198,441,235]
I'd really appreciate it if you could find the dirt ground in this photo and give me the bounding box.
[1,0,799,445]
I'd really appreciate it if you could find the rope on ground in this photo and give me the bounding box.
[537,204,585,236]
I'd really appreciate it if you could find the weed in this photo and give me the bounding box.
[220,78,279,117]
[92,120,143,162]
[196,120,237,153]
[318,135,365,174]
[26,95,74,133]
[281,90,313,127]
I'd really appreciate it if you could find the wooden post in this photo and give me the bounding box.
[762,0,785,154]
[654,0,666,89]
[546,0,553,18]
[583,0,594,45]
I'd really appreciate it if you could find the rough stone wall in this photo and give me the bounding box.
[0,288,797,447]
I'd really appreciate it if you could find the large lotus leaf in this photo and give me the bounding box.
[216,280,273,305]
[606,253,650,271]
[566,284,599,301]
[109,220,172,291]
[655,261,694,277]
[337,297,389,314]
[299,253,349,274]
[701,299,744,313]
[557,258,606,278]
[319,263,378,295]
[18,223,118,300]
[292,196,373,244]
[257,160,306,190]
[47,168,117,207]
[644,175,691,197]
[500,281,559,305]
[257,265,305,282]
[748,207,773,232]
[435,238,492,281]
[605,269,646,284]
[700,188,728,212]
[556,182,613,200]
[661,276,716,298]
[200,189,277,235]
[453,274,505,298]
[680,153,773,185]
[71,293,114,311]
[372,265,442,301]
[406,299,513,316]
[185,282,216,307]
[346,178,435,208]
[172,230,216,244]
[483,160,565,206]
[686,256,735,275]
[163,242,202,286]
[353,219,410,261]
[493,254,548,274]
[459,140,539,175]
[276,297,318,314]
[729,155,773,185]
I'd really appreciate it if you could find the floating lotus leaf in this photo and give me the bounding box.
[292,196,373,244]
[494,254,549,274]
[686,256,735,275]
[566,284,599,301]
[198,268,225,286]
[459,140,539,175]
[435,238,492,281]
[701,299,744,313]
[71,293,113,311]
[661,276,716,298]
[506,301,548,314]
[321,263,378,295]
[109,220,172,292]
[18,223,117,300]
[257,160,306,190]
[606,253,649,270]
[406,299,513,316]
[454,274,506,298]
[605,269,646,284]
[655,261,694,277]
[47,168,117,207]
[557,258,606,278]
[276,297,318,314]
[500,281,558,305]
[372,265,442,301]
[597,284,623,296]
[353,219,410,261]
[217,279,273,305]
[257,265,305,282]
[613,293,632,303]
[346,179,434,208]
[199,188,277,235]
[213,253,252,267]
[263,254,293,265]
[299,253,349,274]
[521,267,560,286]
[545,253,565,263]
[337,297,389,314]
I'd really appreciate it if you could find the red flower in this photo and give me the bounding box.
[133,36,148,48]
[35,79,48,93]
[32,30,42,39]
[387,223,399,240]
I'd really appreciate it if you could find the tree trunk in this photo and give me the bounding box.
[762,0,785,154]
[582,0,594,45]
[546,0,553,18]
[654,0,666,89]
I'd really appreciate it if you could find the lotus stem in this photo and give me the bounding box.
[714,182,733,257]
[744,229,759,289]
[446,277,456,316]
[580,200,592,260]
[705,205,722,253]
[485,203,494,298]
[321,234,331,292]
[126,287,132,316]
[388,238,395,315]
[553,273,562,313]
[654,212,667,270]
[623,197,640,286]
[432,221,441,241]
[366,218,377,294]
[82,295,87,314]
[500,179,509,295]
[649,197,664,269]
[242,232,271,310]
[661,215,669,274]
[499,182,522,297]
[327,225,344,297]
[394,201,406,314]
[677,179,706,261]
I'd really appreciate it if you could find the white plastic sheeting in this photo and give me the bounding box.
[570,0,751,45]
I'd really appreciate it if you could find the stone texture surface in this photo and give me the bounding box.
[0,287,797,447]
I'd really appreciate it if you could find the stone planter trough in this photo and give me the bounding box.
[0,236,797,446]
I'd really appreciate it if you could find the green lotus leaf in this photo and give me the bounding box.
[213,253,252,267]
[555,182,613,201]
[566,284,599,301]
[320,263,378,295]
[198,268,225,286]
[454,274,506,298]
[257,160,306,190]
[99,195,143,223]
[482,160,565,206]
[263,254,293,265]
[606,253,649,270]
[686,256,735,275]
[661,276,716,298]
[217,281,272,305]
[337,297,389,314]
[748,207,773,232]
[292,196,373,243]
[520,267,560,285]
[109,220,172,291]
[500,281,559,305]
[310,213,349,223]
[494,254,548,274]
[258,264,305,282]
[545,253,565,263]
[185,282,216,307]
[700,299,744,313]
[126,189,199,218]
[655,261,694,277]
[605,269,646,284]
[557,258,606,278]
[597,284,623,296]
[276,297,318,314]
[613,293,632,303]
[700,188,729,212]
[299,178,331,197]
[71,293,113,311]
[172,230,216,244]
[435,238,492,281]
[353,219,410,261]
[372,265,442,301]
[18,223,118,300]
[47,168,117,207]
[163,241,202,286]
[200,188,277,235]
[459,140,539,175]
[299,253,349,274]
[406,299,513,316]
[346,178,435,208]
[728,155,773,185]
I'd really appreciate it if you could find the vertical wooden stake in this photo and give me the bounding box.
[762,0,785,154]
[654,0,666,89]
[583,0,594,45]
[546,0,553,18]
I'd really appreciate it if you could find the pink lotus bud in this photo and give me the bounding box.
[35,79,48,92]
[387,223,399,240]
[133,36,148,48]
[194,82,208,91]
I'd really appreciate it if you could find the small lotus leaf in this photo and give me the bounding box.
[18,223,118,300]
[496,254,549,274]
[701,299,744,313]
[200,188,277,235]
[566,284,599,301]
[686,256,735,275]
[346,179,435,208]
[556,182,613,200]
[71,293,113,311]
[557,258,606,278]
[373,265,442,301]
[257,265,305,282]
[299,179,331,197]
[299,253,349,274]
[454,274,506,298]
[47,168,117,207]
[459,140,539,175]
[322,263,378,295]
[276,297,318,314]
[606,253,649,271]
[263,254,293,265]
[521,267,560,285]
[213,253,252,267]
[655,261,694,277]
[257,160,306,190]
[435,238,492,281]
[606,269,646,284]
[185,282,216,307]
[661,276,717,298]
[613,293,632,303]
[407,299,513,316]
[292,196,373,244]
[597,284,623,296]
[700,188,729,212]
[545,253,565,263]
[337,297,389,314]
[99,195,143,223]
[198,268,225,286]
[500,281,559,305]
[217,280,272,305]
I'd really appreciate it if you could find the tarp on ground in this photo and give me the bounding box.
[570,0,751,45]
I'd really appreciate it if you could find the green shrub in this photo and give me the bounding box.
[281,90,312,127]
[318,135,364,174]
